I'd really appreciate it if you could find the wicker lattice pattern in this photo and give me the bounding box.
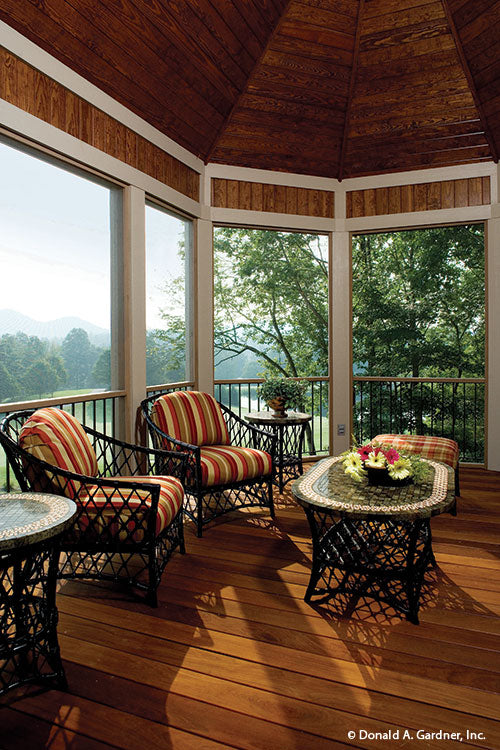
[0,410,189,606]
[293,456,454,623]
[0,540,65,695]
[142,394,276,537]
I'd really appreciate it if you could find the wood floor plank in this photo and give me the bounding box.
[2,466,499,749]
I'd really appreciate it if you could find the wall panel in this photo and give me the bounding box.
[346,176,491,217]
[211,177,335,218]
[0,47,200,200]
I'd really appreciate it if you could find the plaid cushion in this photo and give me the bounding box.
[372,434,459,469]
[151,391,230,447]
[20,407,98,497]
[76,475,184,541]
[199,445,272,487]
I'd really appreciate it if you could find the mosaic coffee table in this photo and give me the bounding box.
[0,492,76,696]
[292,456,455,624]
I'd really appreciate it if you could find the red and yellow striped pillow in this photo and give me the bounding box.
[20,407,98,497]
[151,391,230,447]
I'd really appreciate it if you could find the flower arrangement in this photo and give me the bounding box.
[342,441,427,485]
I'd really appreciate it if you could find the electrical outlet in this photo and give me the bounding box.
[337,424,345,436]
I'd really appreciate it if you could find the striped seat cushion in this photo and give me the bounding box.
[199,445,272,487]
[372,434,459,469]
[19,407,98,498]
[76,476,184,541]
[151,391,230,447]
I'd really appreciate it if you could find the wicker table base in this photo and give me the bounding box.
[292,456,455,624]
[0,493,76,697]
[302,509,434,623]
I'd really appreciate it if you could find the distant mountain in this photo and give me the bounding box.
[0,309,110,346]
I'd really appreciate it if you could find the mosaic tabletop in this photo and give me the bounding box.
[0,493,76,552]
[246,411,312,425]
[292,456,455,521]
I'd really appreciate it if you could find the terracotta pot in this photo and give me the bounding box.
[267,397,288,418]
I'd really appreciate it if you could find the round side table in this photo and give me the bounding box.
[0,492,76,697]
[245,411,312,492]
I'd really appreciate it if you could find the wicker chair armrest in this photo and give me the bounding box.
[82,425,189,480]
[219,404,277,454]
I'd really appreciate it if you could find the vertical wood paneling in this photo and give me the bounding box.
[0,47,200,201]
[211,179,335,218]
[346,176,492,217]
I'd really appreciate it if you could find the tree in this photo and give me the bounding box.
[60,328,99,389]
[213,228,329,378]
[23,358,61,399]
[0,362,20,403]
[352,225,484,378]
[91,348,111,389]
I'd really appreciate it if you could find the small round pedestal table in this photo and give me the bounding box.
[0,492,76,696]
[245,411,312,492]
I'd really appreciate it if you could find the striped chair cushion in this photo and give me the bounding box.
[20,407,98,498]
[372,434,459,469]
[77,476,184,541]
[199,445,272,487]
[151,391,230,447]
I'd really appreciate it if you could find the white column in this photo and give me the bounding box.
[331,227,352,456]
[194,217,214,394]
[487,168,500,470]
[122,185,146,441]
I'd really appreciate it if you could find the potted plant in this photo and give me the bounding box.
[258,377,308,418]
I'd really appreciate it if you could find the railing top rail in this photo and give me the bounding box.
[353,376,485,384]
[215,376,329,384]
[0,390,126,413]
[146,381,194,393]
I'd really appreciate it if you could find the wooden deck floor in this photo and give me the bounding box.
[2,467,500,749]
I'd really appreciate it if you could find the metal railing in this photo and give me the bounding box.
[352,377,485,463]
[145,381,194,398]
[0,391,125,492]
[214,377,330,456]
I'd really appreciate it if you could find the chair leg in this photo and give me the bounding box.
[268,478,275,519]
[197,496,204,538]
[455,463,460,497]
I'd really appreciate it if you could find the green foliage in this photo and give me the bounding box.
[213,228,329,378]
[257,377,308,408]
[91,348,111,388]
[61,328,99,389]
[23,357,62,398]
[352,225,484,378]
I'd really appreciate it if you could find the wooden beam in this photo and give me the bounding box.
[338,0,365,182]
[441,0,499,163]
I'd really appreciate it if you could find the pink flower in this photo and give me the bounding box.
[357,444,373,461]
[384,448,400,465]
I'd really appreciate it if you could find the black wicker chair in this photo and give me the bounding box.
[0,407,189,606]
[141,390,277,537]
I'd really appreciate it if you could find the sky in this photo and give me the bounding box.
[0,138,188,332]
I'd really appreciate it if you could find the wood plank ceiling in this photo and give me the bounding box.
[0,0,499,179]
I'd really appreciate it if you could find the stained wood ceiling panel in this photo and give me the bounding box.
[209,0,360,176]
[444,0,500,162]
[342,0,491,177]
[0,0,498,178]
[0,0,288,158]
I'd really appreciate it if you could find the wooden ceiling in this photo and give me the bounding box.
[1,0,499,179]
